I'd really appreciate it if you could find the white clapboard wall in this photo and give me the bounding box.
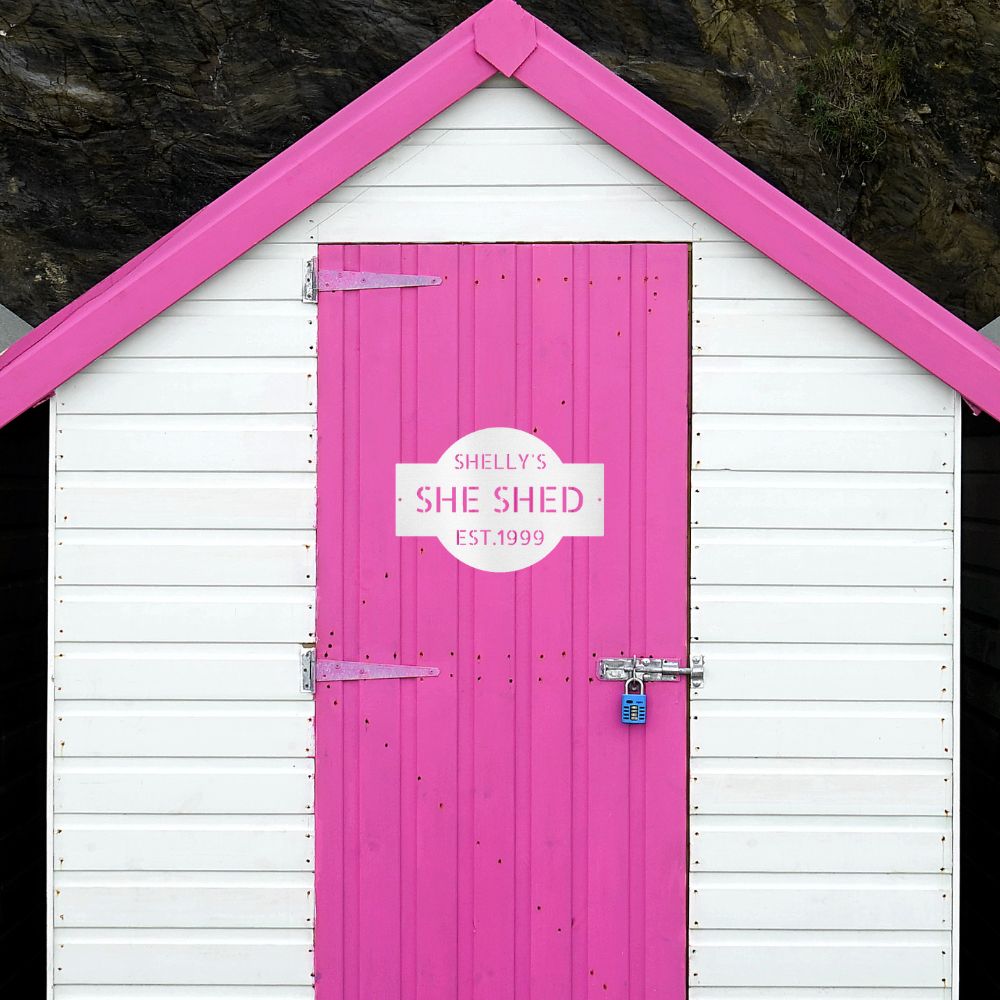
[49,76,956,996]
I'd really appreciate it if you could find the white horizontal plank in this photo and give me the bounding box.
[55,644,310,701]
[186,258,302,301]
[342,141,658,187]
[56,472,316,529]
[693,300,900,358]
[691,529,952,587]
[694,245,816,300]
[55,702,314,758]
[56,988,315,998]
[691,702,951,759]
[55,872,313,928]
[55,815,314,872]
[690,873,951,930]
[54,759,314,814]
[690,759,952,816]
[692,415,954,473]
[109,304,316,359]
[305,185,699,243]
[55,587,314,643]
[56,415,316,473]
[690,815,952,874]
[691,472,954,530]
[688,644,952,703]
[693,358,952,415]
[54,928,313,985]
[691,586,952,644]
[56,530,314,586]
[425,85,581,128]
[58,359,316,414]
[688,929,951,988]
[407,126,606,146]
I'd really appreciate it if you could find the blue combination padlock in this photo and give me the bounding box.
[621,676,647,725]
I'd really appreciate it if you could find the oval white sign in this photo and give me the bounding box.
[395,426,604,572]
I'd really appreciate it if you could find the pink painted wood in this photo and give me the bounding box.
[315,242,690,1000]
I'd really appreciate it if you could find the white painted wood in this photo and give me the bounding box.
[48,399,58,995]
[110,304,316,358]
[304,185,702,243]
[692,415,954,473]
[693,358,952,415]
[56,472,316,529]
[57,359,316,414]
[55,530,314,586]
[693,244,816,299]
[54,702,314,758]
[690,816,952,874]
[691,472,954,530]
[424,85,582,128]
[53,759,314,814]
[949,398,961,1000]
[690,873,951,930]
[56,415,316,472]
[54,644,310,701]
[185,258,302,301]
[688,644,952,703]
[341,141,661,187]
[691,586,952,645]
[55,872,314,928]
[691,702,952,759]
[688,930,951,988]
[55,587,314,643]
[691,529,953,586]
[691,759,952,816]
[55,816,314,872]
[53,929,313,985]
[693,300,899,358]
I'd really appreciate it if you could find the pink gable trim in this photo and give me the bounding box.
[2,0,999,424]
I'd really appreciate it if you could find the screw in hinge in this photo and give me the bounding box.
[303,258,318,304]
[300,647,316,694]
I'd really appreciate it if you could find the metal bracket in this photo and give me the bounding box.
[598,655,705,688]
[316,659,440,682]
[302,258,317,303]
[300,647,316,694]
[303,258,443,302]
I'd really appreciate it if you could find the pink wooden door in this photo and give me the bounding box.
[315,243,690,1000]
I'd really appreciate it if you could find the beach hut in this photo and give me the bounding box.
[0,1,994,995]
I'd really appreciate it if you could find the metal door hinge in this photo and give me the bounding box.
[598,655,705,688]
[300,647,316,694]
[302,258,318,303]
[303,258,443,303]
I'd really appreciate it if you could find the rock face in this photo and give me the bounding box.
[0,1,998,326]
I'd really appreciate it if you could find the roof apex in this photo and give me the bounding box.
[474,0,537,76]
[2,0,999,424]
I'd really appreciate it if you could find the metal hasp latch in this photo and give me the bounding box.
[301,647,439,694]
[303,258,443,303]
[598,655,705,688]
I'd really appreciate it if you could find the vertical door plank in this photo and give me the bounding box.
[471,245,518,1000]
[413,244,461,1000]
[586,243,634,997]
[528,245,576,994]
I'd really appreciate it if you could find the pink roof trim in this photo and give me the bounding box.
[2,0,999,424]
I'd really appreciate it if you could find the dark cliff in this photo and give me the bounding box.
[1,0,998,327]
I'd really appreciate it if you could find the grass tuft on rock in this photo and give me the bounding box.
[796,45,904,172]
